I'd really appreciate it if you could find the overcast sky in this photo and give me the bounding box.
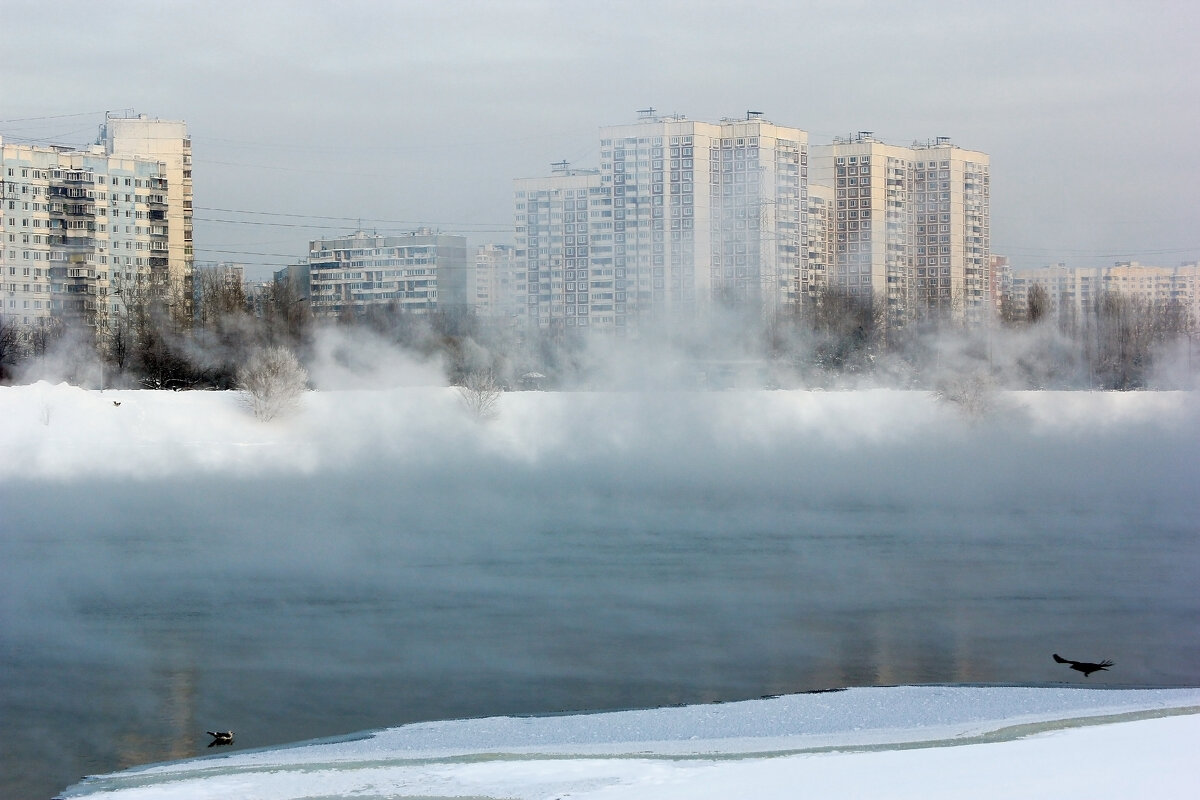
[2,0,1196,279]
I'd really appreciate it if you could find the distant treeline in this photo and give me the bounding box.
[1,279,1195,391]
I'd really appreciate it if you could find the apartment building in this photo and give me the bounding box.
[306,229,468,318]
[1009,261,1200,328]
[800,183,835,303]
[473,243,521,320]
[1,113,191,330]
[100,113,194,304]
[513,166,613,330]
[514,111,807,333]
[810,134,990,325]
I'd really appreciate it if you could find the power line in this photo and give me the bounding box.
[0,110,108,124]
[195,206,512,230]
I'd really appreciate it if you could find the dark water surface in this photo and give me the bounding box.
[2,466,1198,798]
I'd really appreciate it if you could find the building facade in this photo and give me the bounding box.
[514,111,807,334]
[513,166,612,330]
[306,229,468,318]
[810,134,990,325]
[1009,261,1200,329]
[473,243,521,320]
[800,183,835,303]
[100,113,194,305]
[1,113,192,332]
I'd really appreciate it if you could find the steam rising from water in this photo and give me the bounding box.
[2,365,1198,799]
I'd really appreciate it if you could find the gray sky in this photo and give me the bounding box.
[2,0,1197,279]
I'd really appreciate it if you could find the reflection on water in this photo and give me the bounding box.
[3,471,1198,799]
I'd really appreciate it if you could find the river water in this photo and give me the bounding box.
[1,390,1197,798]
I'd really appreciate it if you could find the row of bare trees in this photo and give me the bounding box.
[765,285,1194,390]
[996,285,1194,389]
[2,280,1194,393]
[0,271,312,389]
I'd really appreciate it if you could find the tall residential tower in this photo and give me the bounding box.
[811,134,990,325]
[514,111,807,333]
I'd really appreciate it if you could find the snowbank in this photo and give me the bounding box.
[59,686,1200,799]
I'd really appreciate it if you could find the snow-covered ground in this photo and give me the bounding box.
[58,686,1200,799]
[3,380,1197,487]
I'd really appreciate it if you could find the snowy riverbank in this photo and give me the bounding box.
[58,686,1200,799]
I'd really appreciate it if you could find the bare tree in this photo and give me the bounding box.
[1091,291,1155,390]
[28,317,64,360]
[1026,282,1050,325]
[808,286,884,373]
[456,369,503,420]
[934,370,997,419]
[0,314,28,382]
[265,278,311,349]
[998,290,1023,326]
[237,346,308,421]
[195,268,248,328]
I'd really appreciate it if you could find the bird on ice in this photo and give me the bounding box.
[1053,653,1113,677]
[206,731,234,747]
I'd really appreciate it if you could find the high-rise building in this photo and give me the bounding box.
[515,111,807,333]
[810,134,990,325]
[513,165,612,330]
[99,113,194,307]
[306,228,468,318]
[0,112,191,331]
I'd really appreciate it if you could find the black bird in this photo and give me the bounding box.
[1053,653,1113,677]
[206,731,234,747]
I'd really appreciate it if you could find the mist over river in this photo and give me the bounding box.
[2,384,1197,798]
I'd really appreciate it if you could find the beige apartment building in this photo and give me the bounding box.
[810,134,990,325]
[1009,261,1200,328]
[100,114,194,304]
[1,112,192,331]
[801,183,835,303]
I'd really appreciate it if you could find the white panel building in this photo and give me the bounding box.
[513,166,612,330]
[306,229,468,318]
[1,113,191,331]
[514,112,807,334]
[99,113,194,303]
